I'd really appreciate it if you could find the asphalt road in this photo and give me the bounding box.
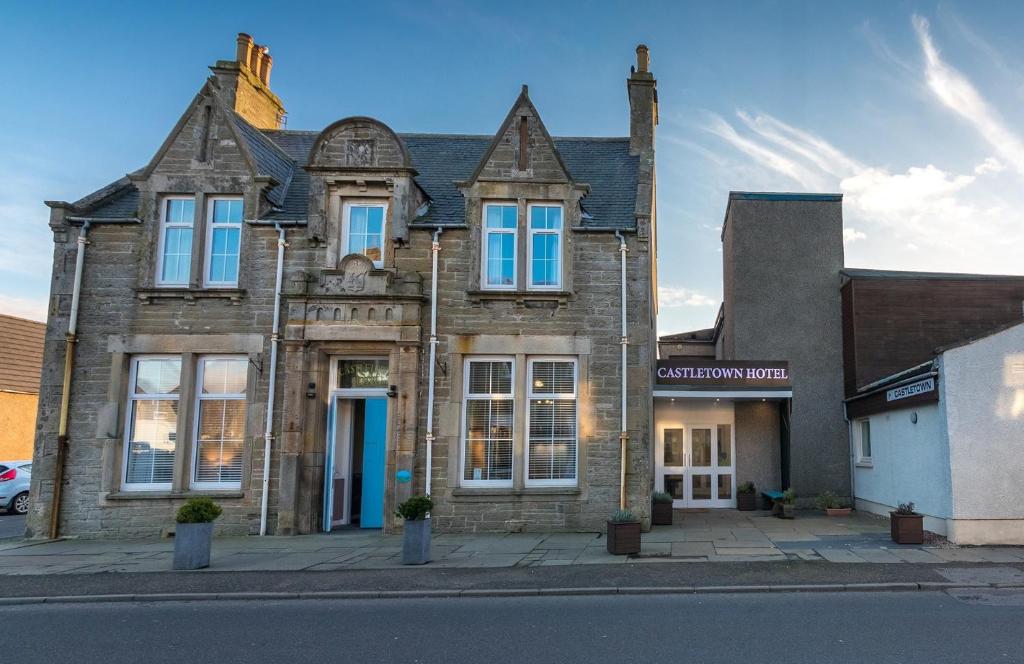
[0,513,25,539]
[4,591,1024,663]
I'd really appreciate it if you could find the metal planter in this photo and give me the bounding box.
[173,522,214,570]
[402,517,432,565]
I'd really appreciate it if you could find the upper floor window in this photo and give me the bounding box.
[123,356,181,491]
[157,197,195,286]
[343,201,387,268]
[481,203,518,290]
[205,198,243,287]
[528,204,562,289]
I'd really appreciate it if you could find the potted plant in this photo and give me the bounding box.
[173,497,222,570]
[396,495,433,565]
[736,481,757,511]
[606,508,642,555]
[816,490,852,516]
[890,502,924,544]
[651,491,673,525]
[778,488,797,519]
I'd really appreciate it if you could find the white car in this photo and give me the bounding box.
[0,461,31,515]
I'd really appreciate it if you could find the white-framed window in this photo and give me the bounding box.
[461,358,514,487]
[123,356,181,490]
[342,201,387,267]
[156,197,196,286]
[190,356,248,489]
[526,358,578,486]
[855,418,872,465]
[527,204,563,289]
[204,197,243,287]
[481,203,518,289]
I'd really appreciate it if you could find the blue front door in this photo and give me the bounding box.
[360,397,387,528]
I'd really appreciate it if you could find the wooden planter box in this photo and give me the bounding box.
[825,507,852,517]
[736,492,757,511]
[890,512,924,544]
[606,520,641,555]
[779,503,795,519]
[651,502,673,526]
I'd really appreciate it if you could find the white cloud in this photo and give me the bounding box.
[913,15,1024,176]
[702,114,826,190]
[843,228,867,244]
[0,294,48,322]
[974,157,1005,175]
[658,286,718,308]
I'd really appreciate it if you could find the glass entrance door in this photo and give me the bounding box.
[658,424,735,508]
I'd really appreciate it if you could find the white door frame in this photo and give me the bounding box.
[655,404,736,508]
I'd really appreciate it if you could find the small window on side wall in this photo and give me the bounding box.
[205,197,243,287]
[157,197,195,286]
[343,201,387,268]
[528,204,562,289]
[856,419,872,464]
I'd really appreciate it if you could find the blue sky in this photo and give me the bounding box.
[2,1,1023,335]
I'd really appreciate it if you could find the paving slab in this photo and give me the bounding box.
[887,548,945,563]
[713,546,780,557]
[925,548,993,563]
[816,549,868,563]
[850,548,904,563]
[671,542,715,557]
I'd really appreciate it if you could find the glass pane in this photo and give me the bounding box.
[691,429,712,467]
[125,399,178,486]
[467,361,512,395]
[486,233,514,285]
[663,429,684,465]
[531,234,559,286]
[717,424,732,467]
[135,358,181,395]
[692,474,712,500]
[717,474,732,500]
[464,399,513,481]
[861,421,872,457]
[194,399,245,485]
[531,361,574,394]
[365,206,384,234]
[348,206,367,234]
[162,227,193,283]
[202,358,247,394]
[530,206,561,229]
[486,205,517,229]
[337,359,389,389]
[167,199,195,224]
[664,474,684,499]
[212,199,242,223]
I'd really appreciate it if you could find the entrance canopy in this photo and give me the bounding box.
[654,359,792,400]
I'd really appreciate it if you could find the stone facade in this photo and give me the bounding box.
[27,37,658,538]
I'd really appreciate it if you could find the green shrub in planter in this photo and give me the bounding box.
[891,501,924,544]
[607,508,641,555]
[173,498,222,570]
[778,488,797,519]
[816,491,852,515]
[396,495,433,565]
[736,481,757,511]
[651,492,673,525]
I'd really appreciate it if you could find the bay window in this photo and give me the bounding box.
[205,197,242,286]
[482,203,518,289]
[123,356,181,490]
[461,358,514,486]
[528,204,562,289]
[157,197,195,285]
[526,359,578,485]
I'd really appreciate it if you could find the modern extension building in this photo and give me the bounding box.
[0,314,47,461]
[27,35,658,538]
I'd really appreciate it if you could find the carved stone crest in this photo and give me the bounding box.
[345,139,375,167]
[339,254,373,292]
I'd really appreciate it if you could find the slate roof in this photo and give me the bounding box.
[0,314,46,394]
[69,126,640,230]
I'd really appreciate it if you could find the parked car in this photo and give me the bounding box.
[0,461,31,515]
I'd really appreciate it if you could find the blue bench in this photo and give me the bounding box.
[761,490,784,512]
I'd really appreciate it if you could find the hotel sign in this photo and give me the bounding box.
[886,378,935,403]
[656,359,790,389]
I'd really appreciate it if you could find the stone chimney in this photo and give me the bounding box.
[210,32,286,130]
[627,44,658,156]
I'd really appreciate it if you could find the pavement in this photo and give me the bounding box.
[0,513,25,539]
[2,509,1022,576]
[4,591,1024,664]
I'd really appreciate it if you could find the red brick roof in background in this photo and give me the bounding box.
[0,314,46,394]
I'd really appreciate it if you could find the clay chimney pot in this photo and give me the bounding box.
[636,44,650,73]
[236,33,254,66]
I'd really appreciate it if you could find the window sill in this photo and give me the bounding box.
[105,490,245,501]
[855,460,873,468]
[467,290,572,306]
[450,487,581,502]
[136,287,246,305]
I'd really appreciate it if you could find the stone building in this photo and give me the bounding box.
[28,35,658,538]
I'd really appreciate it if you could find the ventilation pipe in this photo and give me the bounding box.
[259,224,287,536]
[615,230,629,510]
[48,222,89,539]
[424,227,443,497]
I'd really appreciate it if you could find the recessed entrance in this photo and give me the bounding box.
[658,422,735,508]
[323,358,389,531]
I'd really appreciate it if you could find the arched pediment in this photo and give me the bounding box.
[308,116,412,169]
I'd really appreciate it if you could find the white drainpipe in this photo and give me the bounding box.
[425,227,443,497]
[259,224,287,536]
[615,230,629,510]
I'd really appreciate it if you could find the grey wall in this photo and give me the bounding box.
[734,401,781,498]
[721,196,849,497]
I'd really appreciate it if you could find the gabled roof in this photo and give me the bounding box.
[228,111,295,207]
[0,314,46,394]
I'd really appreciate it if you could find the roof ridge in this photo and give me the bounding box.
[0,313,46,326]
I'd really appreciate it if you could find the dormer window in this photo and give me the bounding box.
[343,201,387,268]
[156,197,195,286]
[528,204,563,289]
[481,203,518,289]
